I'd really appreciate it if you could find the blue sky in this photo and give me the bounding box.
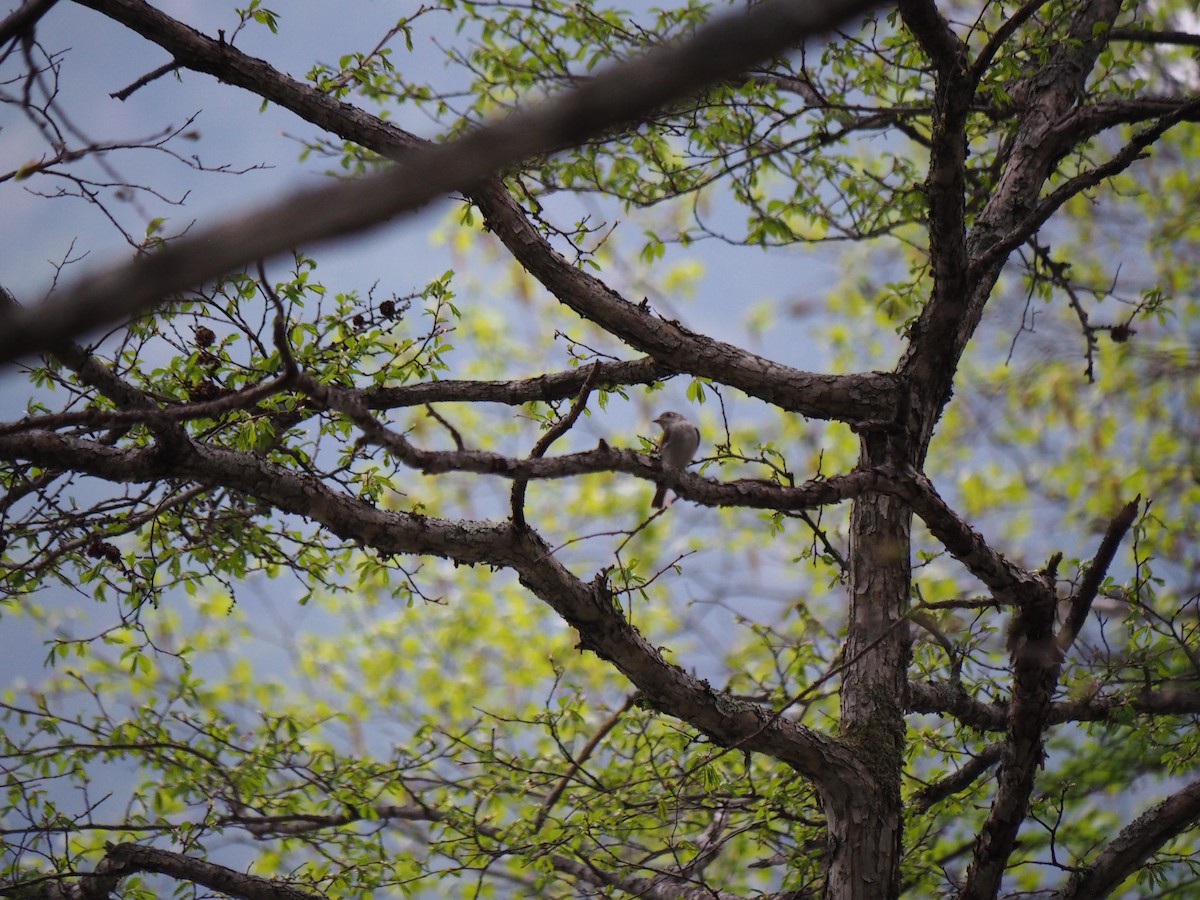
[0,1,845,374]
[0,1,846,692]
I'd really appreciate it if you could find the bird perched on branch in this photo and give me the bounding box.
[651,410,700,508]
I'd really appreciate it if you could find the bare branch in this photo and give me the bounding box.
[110,60,180,101]
[0,0,59,47]
[1108,27,1200,47]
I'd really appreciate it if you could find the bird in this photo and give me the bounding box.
[651,410,700,508]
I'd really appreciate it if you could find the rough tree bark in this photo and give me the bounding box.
[3,0,1200,897]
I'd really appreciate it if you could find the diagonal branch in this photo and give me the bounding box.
[970,101,1200,277]
[970,0,1054,81]
[910,743,1004,813]
[1051,778,1200,899]
[957,559,1061,900]
[78,842,320,900]
[0,0,59,45]
[4,0,884,430]
[891,466,1046,602]
[65,0,897,426]
[0,430,874,801]
[1057,496,1140,651]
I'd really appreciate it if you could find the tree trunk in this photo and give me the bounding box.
[828,434,912,899]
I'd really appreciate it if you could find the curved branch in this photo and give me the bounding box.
[0,428,889,524]
[0,430,874,802]
[910,743,1004,813]
[77,842,320,900]
[3,0,894,430]
[0,0,59,46]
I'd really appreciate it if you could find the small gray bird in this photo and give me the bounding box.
[651,410,700,508]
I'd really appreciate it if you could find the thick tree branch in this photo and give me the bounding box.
[0,428,890,515]
[1052,778,1200,899]
[907,680,1006,730]
[892,0,972,453]
[0,0,59,45]
[4,0,886,430]
[0,429,874,803]
[971,101,1200,276]
[909,681,1200,730]
[76,842,321,900]
[891,467,1045,602]
[1108,27,1200,47]
[958,562,1060,900]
